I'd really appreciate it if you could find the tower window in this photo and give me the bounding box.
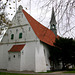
[52,24,55,29]
[52,26,55,29]
[19,33,22,39]
[11,34,14,40]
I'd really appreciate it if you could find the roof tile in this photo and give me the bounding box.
[8,44,25,52]
[22,9,57,46]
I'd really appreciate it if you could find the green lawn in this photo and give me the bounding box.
[0,72,34,75]
[64,71,75,73]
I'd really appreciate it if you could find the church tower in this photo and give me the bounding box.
[50,7,57,36]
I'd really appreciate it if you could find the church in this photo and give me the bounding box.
[0,5,60,72]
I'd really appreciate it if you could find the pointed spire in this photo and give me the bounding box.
[50,7,57,36]
[50,7,57,25]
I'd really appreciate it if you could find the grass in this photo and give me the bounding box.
[0,72,34,75]
[64,70,75,73]
[1,70,75,75]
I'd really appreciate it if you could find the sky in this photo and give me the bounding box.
[4,0,52,25]
[1,0,75,39]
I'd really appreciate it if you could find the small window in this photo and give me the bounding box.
[11,34,14,40]
[19,33,22,39]
[13,55,15,58]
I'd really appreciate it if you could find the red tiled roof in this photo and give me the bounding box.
[8,44,25,52]
[22,9,57,46]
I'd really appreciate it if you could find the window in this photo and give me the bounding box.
[11,34,14,40]
[52,24,55,29]
[13,55,15,58]
[52,26,55,29]
[19,33,22,39]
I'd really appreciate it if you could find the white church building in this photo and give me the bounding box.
[0,5,59,72]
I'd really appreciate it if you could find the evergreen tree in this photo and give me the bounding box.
[50,37,75,70]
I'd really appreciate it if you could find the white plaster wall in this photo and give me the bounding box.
[6,25,37,43]
[20,46,27,71]
[0,44,13,69]
[0,7,39,71]
[35,41,47,72]
[1,30,9,43]
[20,49,25,71]
[7,52,21,71]
[0,45,3,69]
[21,42,36,71]
[12,10,29,27]
[43,43,50,70]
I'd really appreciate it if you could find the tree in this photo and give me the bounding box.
[35,0,75,38]
[0,0,12,32]
[0,0,22,35]
[0,0,22,29]
[49,46,62,70]
[54,37,75,70]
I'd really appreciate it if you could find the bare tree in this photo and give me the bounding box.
[0,0,21,33]
[0,0,12,31]
[34,0,75,38]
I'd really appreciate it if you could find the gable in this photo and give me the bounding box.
[1,6,38,43]
[11,7,29,27]
[22,9,57,46]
